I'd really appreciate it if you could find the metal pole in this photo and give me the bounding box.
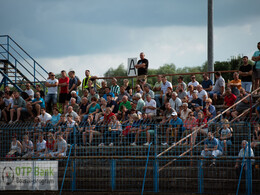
[208,0,214,83]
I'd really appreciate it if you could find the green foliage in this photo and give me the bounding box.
[103,64,127,86]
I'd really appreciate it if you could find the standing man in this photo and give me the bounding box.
[82,70,92,92]
[135,52,149,86]
[252,42,260,92]
[45,72,58,112]
[238,56,252,93]
[58,70,69,113]
[68,71,78,101]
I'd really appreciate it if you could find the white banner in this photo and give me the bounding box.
[127,58,137,76]
[0,161,58,191]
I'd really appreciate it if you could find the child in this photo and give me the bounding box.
[219,119,232,155]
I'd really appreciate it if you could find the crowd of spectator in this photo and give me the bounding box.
[1,48,260,166]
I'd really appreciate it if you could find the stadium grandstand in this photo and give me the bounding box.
[0,35,259,195]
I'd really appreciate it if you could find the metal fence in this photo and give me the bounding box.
[0,119,259,194]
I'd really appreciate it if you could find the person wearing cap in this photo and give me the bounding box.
[169,92,182,114]
[45,72,59,113]
[188,75,200,90]
[162,111,184,146]
[180,102,192,121]
[6,134,22,158]
[143,84,154,102]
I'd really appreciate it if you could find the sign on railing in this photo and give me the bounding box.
[0,161,58,191]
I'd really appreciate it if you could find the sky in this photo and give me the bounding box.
[0,0,260,80]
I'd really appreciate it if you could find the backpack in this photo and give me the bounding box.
[75,76,82,87]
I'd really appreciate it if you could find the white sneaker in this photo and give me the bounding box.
[109,143,114,147]
[98,143,104,147]
[13,120,19,123]
[161,142,168,146]
[8,120,13,124]
[143,142,149,146]
[130,142,136,146]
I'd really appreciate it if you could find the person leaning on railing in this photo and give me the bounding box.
[43,132,55,159]
[130,113,154,146]
[235,140,255,178]
[6,133,22,158]
[231,88,250,120]
[52,133,68,158]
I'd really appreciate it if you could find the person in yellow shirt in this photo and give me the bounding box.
[227,72,241,96]
[82,70,92,91]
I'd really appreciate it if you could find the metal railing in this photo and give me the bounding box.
[0,35,48,88]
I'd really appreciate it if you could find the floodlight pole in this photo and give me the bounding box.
[208,0,214,83]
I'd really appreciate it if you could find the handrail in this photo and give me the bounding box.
[9,44,46,80]
[0,35,48,74]
[0,44,45,87]
[95,70,237,80]
[141,142,152,195]
[60,144,74,195]
[157,88,259,158]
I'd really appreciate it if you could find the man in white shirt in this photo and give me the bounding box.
[24,83,34,101]
[143,94,156,116]
[197,84,208,103]
[34,134,46,157]
[156,76,172,107]
[169,92,182,114]
[188,75,200,89]
[38,108,52,127]
[45,72,59,112]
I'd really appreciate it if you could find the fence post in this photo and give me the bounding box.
[71,127,77,191]
[198,159,204,194]
[110,159,116,191]
[246,123,252,195]
[153,124,159,193]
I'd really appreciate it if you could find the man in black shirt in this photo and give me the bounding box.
[135,52,149,85]
[238,56,252,93]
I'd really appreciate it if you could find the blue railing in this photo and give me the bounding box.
[0,35,48,88]
[0,122,259,194]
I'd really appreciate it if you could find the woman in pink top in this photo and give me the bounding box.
[182,111,197,145]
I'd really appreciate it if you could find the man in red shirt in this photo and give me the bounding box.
[58,70,69,113]
[223,88,237,118]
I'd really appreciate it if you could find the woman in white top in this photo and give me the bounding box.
[6,134,22,158]
[22,134,34,158]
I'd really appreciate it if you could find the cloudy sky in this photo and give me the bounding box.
[0,0,259,80]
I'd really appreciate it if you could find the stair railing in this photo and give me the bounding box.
[157,87,260,170]
[0,35,48,87]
